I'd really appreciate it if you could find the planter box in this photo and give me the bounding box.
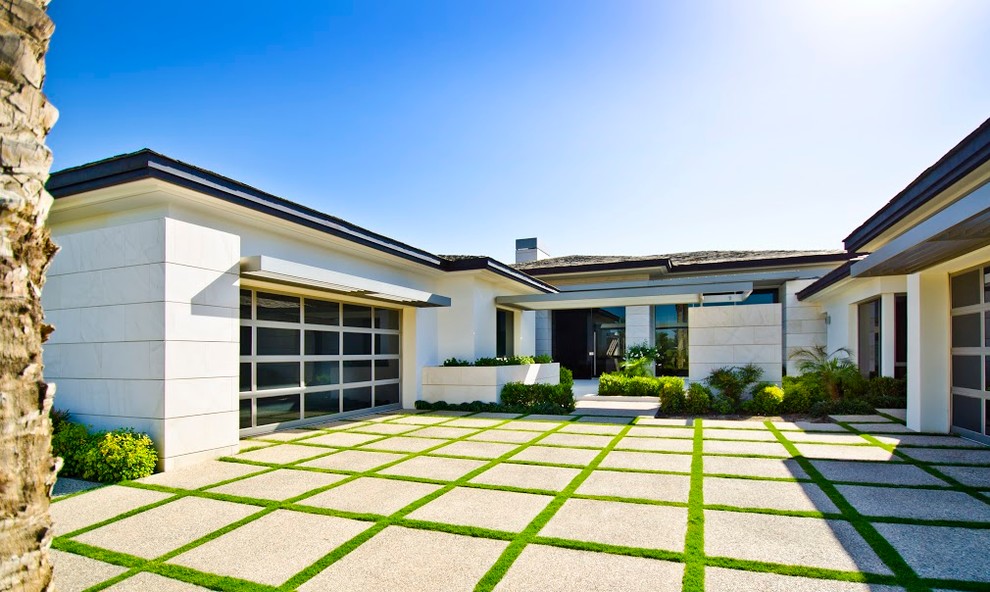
[421,363,560,405]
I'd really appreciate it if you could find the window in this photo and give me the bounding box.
[239,289,401,430]
[496,309,514,357]
[858,299,881,379]
[655,304,689,377]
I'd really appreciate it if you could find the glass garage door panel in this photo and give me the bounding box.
[240,289,400,430]
[953,394,982,433]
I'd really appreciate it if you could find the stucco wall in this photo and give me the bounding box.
[44,217,242,470]
[688,303,783,384]
[783,280,827,376]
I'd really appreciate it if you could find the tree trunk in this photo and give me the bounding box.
[0,1,59,590]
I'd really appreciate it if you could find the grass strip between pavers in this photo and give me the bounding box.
[766,421,931,592]
[842,422,990,507]
[682,419,706,591]
[470,423,634,592]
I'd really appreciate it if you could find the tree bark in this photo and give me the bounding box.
[0,1,58,590]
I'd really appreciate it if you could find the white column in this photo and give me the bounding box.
[906,272,951,433]
[880,292,897,378]
[516,310,536,357]
[535,310,552,357]
[624,306,654,374]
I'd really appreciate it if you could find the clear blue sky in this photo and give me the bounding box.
[45,1,990,263]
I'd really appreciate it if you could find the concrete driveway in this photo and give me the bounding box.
[50,410,990,591]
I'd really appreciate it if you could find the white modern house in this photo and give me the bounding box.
[43,116,990,469]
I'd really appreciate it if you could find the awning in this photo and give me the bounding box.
[494,281,754,310]
[240,256,451,307]
[852,182,990,277]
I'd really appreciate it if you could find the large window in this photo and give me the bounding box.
[950,266,990,440]
[858,299,881,379]
[655,304,689,376]
[239,289,401,430]
[496,309,514,357]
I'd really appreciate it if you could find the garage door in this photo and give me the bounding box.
[950,266,990,442]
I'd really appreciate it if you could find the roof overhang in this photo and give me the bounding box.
[850,181,990,277]
[241,256,451,307]
[495,281,754,311]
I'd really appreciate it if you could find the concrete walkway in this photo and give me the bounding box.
[50,410,990,592]
[572,378,661,417]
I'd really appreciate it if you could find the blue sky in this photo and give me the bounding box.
[46,1,990,263]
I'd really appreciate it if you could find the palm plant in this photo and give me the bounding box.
[789,345,859,401]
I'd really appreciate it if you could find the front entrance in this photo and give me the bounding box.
[552,308,625,378]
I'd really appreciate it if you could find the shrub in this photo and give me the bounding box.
[684,382,712,415]
[789,345,861,401]
[624,376,659,397]
[52,420,94,478]
[559,366,574,389]
[500,382,575,413]
[747,384,785,416]
[81,428,158,483]
[619,356,653,378]
[414,397,574,415]
[50,408,71,432]
[865,376,906,408]
[809,398,876,418]
[534,354,553,364]
[710,396,734,415]
[442,357,471,367]
[705,364,764,411]
[598,372,628,396]
[657,376,686,414]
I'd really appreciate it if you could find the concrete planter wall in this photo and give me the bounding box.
[421,363,560,404]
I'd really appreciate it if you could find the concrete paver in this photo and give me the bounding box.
[874,523,990,582]
[298,449,407,472]
[377,455,487,481]
[705,510,892,574]
[509,445,600,466]
[102,573,210,591]
[493,545,683,592]
[300,476,441,515]
[576,470,691,503]
[598,450,693,473]
[837,484,990,522]
[704,476,838,513]
[407,486,553,532]
[430,440,518,459]
[170,509,370,585]
[810,460,946,486]
[51,485,171,536]
[469,463,581,492]
[705,566,904,591]
[615,435,694,453]
[703,456,808,479]
[298,526,507,592]
[74,496,259,559]
[136,460,264,490]
[539,498,687,551]
[207,468,346,501]
[51,549,127,592]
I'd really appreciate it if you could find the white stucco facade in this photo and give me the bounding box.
[688,304,783,384]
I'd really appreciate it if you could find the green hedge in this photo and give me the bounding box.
[442,355,554,367]
[51,414,158,482]
[501,382,574,412]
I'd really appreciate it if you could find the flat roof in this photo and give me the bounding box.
[843,117,990,252]
[47,149,555,294]
[513,250,852,276]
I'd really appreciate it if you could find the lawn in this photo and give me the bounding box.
[50,410,990,592]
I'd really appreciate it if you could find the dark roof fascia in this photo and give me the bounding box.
[795,259,861,301]
[843,117,990,253]
[47,149,444,269]
[668,252,857,274]
[442,257,557,294]
[518,258,672,277]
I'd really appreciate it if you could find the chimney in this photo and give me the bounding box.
[515,237,550,264]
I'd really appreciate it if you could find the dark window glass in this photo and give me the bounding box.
[239,399,252,429]
[342,304,372,328]
[305,299,339,326]
[858,299,881,379]
[343,332,372,355]
[256,328,300,356]
[375,359,400,380]
[743,289,779,305]
[987,357,990,392]
[952,314,981,348]
[497,309,514,357]
[240,326,252,356]
[655,304,688,327]
[240,363,251,392]
[343,360,372,383]
[985,267,990,304]
[305,331,339,355]
[985,311,990,348]
[376,334,400,355]
[240,289,252,320]
[952,394,982,432]
[342,386,372,412]
[655,328,689,376]
[375,383,400,406]
[895,295,908,365]
[305,390,339,418]
[305,361,339,386]
[375,308,400,330]
[951,270,981,309]
[985,395,990,434]
[256,362,300,390]
[256,292,300,323]
[256,394,300,425]
[952,355,982,390]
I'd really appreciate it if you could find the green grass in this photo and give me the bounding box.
[51,409,990,592]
